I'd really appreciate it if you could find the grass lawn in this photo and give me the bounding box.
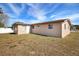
[0,32,79,56]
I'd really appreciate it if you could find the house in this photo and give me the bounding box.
[12,19,71,38]
[71,25,79,32]
[12,22,31,34]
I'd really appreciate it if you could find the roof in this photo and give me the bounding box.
[12,19,71,27]
[12,22,30,26]
[32,19,71,25]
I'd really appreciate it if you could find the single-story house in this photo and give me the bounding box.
[12,22,31,34]
[12,19,71,38]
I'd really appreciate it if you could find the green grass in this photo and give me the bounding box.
[0,32,79,56]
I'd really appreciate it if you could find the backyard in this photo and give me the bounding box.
[0,32,79,56]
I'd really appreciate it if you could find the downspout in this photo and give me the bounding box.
[60,22,63,38]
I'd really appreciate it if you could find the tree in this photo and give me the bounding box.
[74,25,79,30]
[71,25,79,30]
[0,8,9,27]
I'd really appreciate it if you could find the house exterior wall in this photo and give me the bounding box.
[13,25,18,34]
[13,19,71,38]
[32,23,61,37]
[17,25,31,34]
[61,20,71,38]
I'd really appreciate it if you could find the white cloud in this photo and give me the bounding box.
[8,4,20,15]
[50,13,79,25]
[10,13,79,25]
[6,13,16,18]
[49,8,79,25]
[20,4,25,10]
[66,14,79,24]
[0,5,8,13]
[0,4,25,18]
[27,4,47,21]
[26,4,61,23]
[50,10,71,19]
[50,15,57,18]
[67,14,79,20]
[4,4,79,25]
[8,4,25,16]
[28,19,44,24]
[8,19,29,26]
[45,4,60,14]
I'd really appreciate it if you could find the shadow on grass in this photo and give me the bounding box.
[10,33,15,34]
[31,33,61,38]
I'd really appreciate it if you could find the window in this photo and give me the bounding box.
[32,26,34,29]
[64,24,66,30]
[48,24,53,29]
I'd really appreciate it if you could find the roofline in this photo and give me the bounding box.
[14,24,31,26]
[12,23,31,27]
[32,19,71,25]
[12,19,71,26]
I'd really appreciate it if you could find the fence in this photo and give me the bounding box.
[0,28,14,34]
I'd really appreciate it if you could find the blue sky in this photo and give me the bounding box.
[0,3,79,26]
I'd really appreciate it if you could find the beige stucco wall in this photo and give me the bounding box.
[13,20,71,38]
[32,23,61,37]
[61,20,70,38]
[17,25,31,34]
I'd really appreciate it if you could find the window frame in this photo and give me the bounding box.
[48,24,53,29]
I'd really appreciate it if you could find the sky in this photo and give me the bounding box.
[0,3,79,27]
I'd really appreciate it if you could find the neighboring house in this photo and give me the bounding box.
[12,22,31,34]
[71,25,79,32]
[12,19,71,38]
